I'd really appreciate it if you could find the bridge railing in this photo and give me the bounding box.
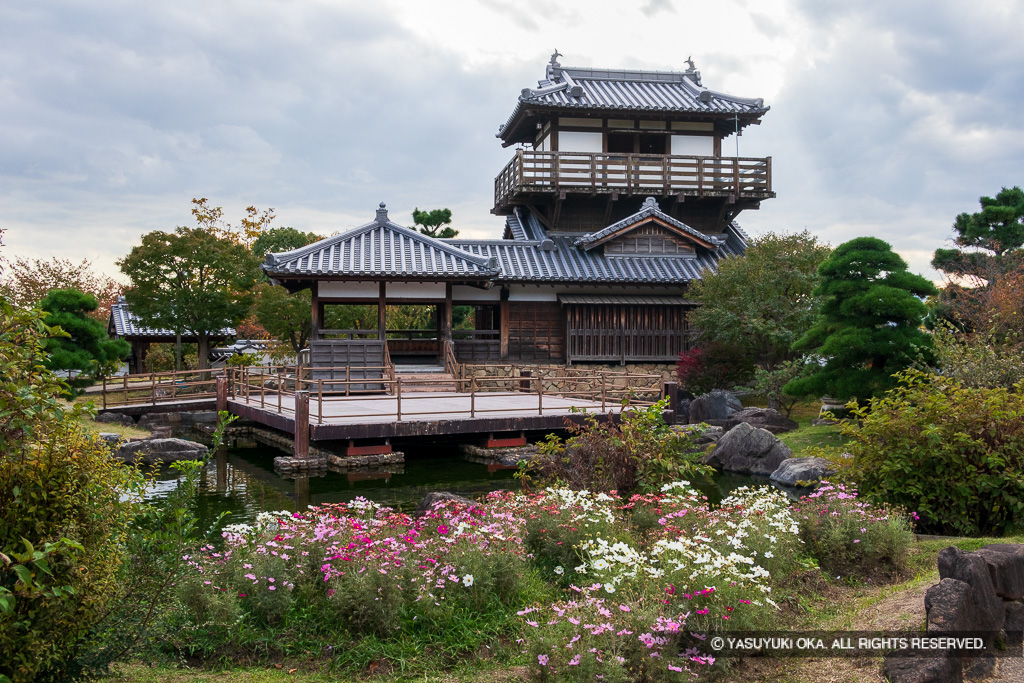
[100,368,229,409]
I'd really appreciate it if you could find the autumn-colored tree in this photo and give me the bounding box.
[190,197,277,248]
[0,256,121,321]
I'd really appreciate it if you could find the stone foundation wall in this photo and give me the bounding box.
[462,362,675,399]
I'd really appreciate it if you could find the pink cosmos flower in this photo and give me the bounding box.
[537,654,549,666]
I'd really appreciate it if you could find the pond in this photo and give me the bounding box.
[145,434,792,535]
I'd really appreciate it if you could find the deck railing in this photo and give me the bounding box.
[100,368,228,409]
[494,150,772,209]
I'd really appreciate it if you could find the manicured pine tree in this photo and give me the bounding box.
[785,237,937,402]
[39,288,130,391]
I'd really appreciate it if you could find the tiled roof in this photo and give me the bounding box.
[108,297,235,339]
[574,197,724,250]
[444,209,747,285]
[262,204,499,279]
[559,294,696,306]
[499,57,769,143]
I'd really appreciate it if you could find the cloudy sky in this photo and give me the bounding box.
[2,0,1022,281]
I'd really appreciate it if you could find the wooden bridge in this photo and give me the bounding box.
[98,365,678,452]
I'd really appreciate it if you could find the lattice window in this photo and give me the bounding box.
[604,225,695,255]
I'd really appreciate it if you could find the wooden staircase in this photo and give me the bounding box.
[393,365,458,393]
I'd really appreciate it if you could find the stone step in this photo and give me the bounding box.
[394,373,457,392]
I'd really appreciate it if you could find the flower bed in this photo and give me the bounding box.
[175,481,912,680]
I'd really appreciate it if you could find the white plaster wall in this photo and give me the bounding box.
[319,281,378,298]
[671,135,714,156]
[451,285,501,302]
[386,282,447,299]
[558,131,603,153]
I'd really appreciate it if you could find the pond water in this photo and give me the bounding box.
[144,433,788,535]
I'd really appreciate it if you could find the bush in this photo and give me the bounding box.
[0,301,139,683]
[528,400,713,494]
[793,482,915,577]
[676,343,752,396]
[830,370,1024,536]
[930,323,1024,389]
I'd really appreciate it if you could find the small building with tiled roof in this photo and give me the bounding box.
[263,54,772,372]
[108,296,235,373]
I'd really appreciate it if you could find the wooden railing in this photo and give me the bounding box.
[100,368,228,409]
[494,150,772,209]
[442,338,460,378]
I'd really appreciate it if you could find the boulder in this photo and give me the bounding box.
[1004,601,1024,647]
[722,407,799,434]
[137,413,178,431]
[95,412,136,426]
[936,547,1005,633]
[415,491,479,517]
[976,544,1024,600]
[769,457,837,486]
[180,411,220,425]
[98,433,124,445]
[675,397,691,424]
[882,649,962,683]
[926,578,977,632]
[688,390,742,425]
[114,438,208,465]
[703,422,792,476]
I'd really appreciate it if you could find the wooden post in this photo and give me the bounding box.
[318,380,323,424]
[310,281,321,342]
[102,375,107,409]
[499,295,510,360]
[396,378,402,421]
[216,376,228,412]
[470,375,476,418]
[537,374,543,416]
[294,390,309,458]
[442,283,453,342]
[150,373,156,406]
[378,282,387,341]
[602,374,607,412]
[663,381,678,424]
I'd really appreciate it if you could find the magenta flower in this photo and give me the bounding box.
[537,654,549,666]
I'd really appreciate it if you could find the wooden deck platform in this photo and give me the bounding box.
[228,391,617,441]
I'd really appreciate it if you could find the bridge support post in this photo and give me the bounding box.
[294,390,309,458]
[216,375,228,413]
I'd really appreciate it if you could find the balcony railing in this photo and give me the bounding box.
[494,150,772,210]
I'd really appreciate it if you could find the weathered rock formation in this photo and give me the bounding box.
[703,422,792,475]
[688,390,742,425]
[722,407,799,434]
[769,457,836,486]
[114,438,208,465]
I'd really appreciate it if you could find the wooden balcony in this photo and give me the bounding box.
[494,150,773,212]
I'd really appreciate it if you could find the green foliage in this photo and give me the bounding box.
[118,226,260,369]
[932,186,1024,280]
[528,400,713,493]
[250,227,322,262]
[786,237,937,402]
[928,324,1024,389]
[411,207,458,239]
[689,231,831,372]
[253,284,311,354]
[39,289,130,392]
[751,358,812,417]
[0,302,140,683]
[829,370,1024,536]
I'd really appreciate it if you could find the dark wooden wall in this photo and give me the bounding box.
[565,304,689,362]
[508,301,565,362]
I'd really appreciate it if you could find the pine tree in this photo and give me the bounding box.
[785,237,936,401]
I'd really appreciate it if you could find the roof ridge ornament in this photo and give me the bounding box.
[684,56,702,87]
[546,49,563,80]
[376,202,388,224]
[642,197,659,210]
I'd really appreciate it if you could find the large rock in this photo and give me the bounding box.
[703,422,792,476]
[769,457,837,486]
[1005,602,1024,647]
[722,407,799,434]
[688,390,742,425]
[937,547,1005,633]
[882,649,962,683]
[414,491,479,517]
[137,413,179,431]
[926,578,977,632]
[95,412,135,426]
[114,438,208,465]
[976,544,1024,600]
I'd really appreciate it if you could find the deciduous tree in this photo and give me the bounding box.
[0,257,121,321]
[688,231,831,373]
[118,228,259,369]
[785,237,936,401]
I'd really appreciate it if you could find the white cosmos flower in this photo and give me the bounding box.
[462,574,474,587]
[604,583,616,593]
[554,566,564,575]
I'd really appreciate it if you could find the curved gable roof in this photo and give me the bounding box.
[574,197,724,251]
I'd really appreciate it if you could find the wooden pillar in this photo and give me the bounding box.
[310,281,321,342]
[441,283,453,341]
[294,390,309,458]
[499,289,510,360]
[378,282,387,340]
[216,375,228,412]
[663,381,679,425]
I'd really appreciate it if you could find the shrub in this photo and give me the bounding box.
[0,301,139,683]
[830,370,1024,536]
[529,401,712,494]
[793,482,914,577]
[929,323,1024,389]
[676,343,752,395]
